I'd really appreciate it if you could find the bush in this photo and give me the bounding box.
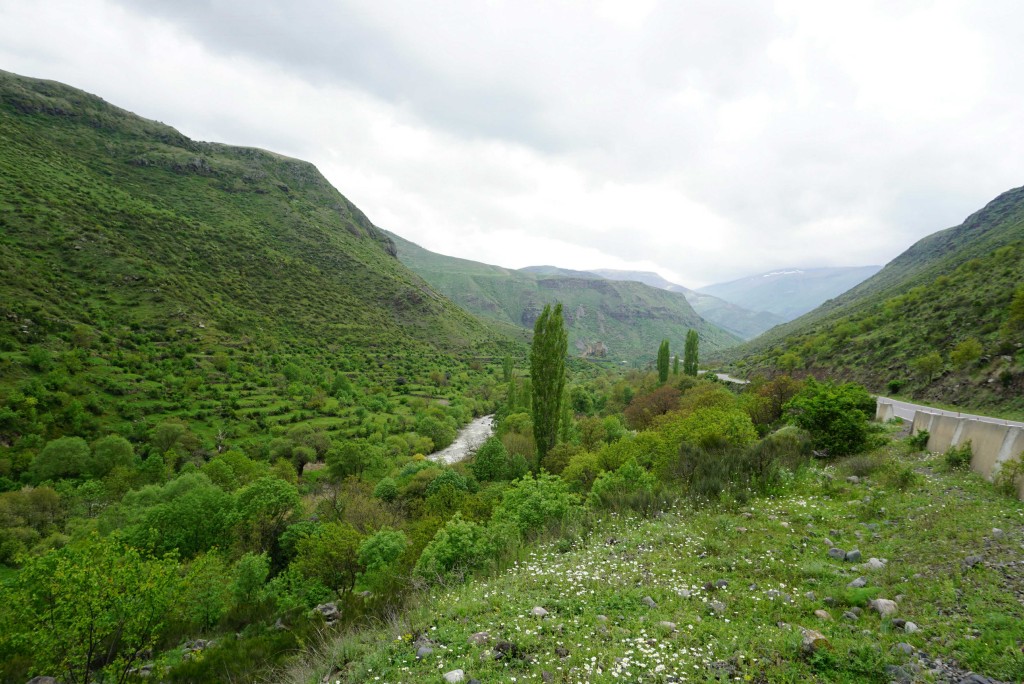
[944,441,973,470]
[372,477,398,502]
[660,406,758,452]
[994,457,1024,498]
[784,380,874,457]
[491,472,579,537]
[906,430,929,451]
[470,437,510,481]
[587,459,657,512]
[413,513,493,581]
[357,528,409,593]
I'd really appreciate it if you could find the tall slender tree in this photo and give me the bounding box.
[657,339,670,384]
[683,329,699,376]
[530,303,567,469]
[673,354,680,375]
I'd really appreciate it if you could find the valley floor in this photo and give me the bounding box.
[288,442,1024,683]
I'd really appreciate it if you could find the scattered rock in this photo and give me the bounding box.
[736,527,748,533]
[992,528,1004,538]
[842,611,859,621]
[885,664,913,683]
[468,631,490,646]
[443,670,465,683]
[273,618,288,631]
[865,557,887,570]
[741,512,753,519]
[314,602,341,623]
[904,621,919,633]
[845,549,862,562]
[642,596,658,609]
[531,606,549,618]
[658,621,677,631]
[416,646,433,659]
[714,579,729,589]
[828,548,846,561]
[677,588,692,599]
[964,554,984,569]
[814,609,833,621]
[555,646,570,658]
[894,642,914,656]
[847,577,867,588]
[541,671,553,683]
[596,614,608,622]
[27,678,60,684]
[870,598,898,616]
[847,476,860,484]
[804,591,816,601]
[800,628,831,654]
[708,600,726,615]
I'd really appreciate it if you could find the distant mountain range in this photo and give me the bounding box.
[386,235,742,363]
[698,266,882,321]
[726,186,1024,413]
[584,269,785,341]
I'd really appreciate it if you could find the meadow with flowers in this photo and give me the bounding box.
[290,427,1024,683]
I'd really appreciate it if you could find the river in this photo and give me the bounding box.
[428,414,496,465]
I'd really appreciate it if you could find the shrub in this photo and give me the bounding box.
[357,528,409,593]
[561,451,601,492]
[950,338,983,369]
[413,513,493,581]
[372,477,398,502]
[623,385,680,430]
[784,380,873,456]
[587,459,657,512]
[994,457,1024,498]
[470,437,510,481]
[491,472,579,537]
[907,430,929,451]
[944,441,973,470]
[659,406,758,452]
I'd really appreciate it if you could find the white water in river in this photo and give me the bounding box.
[428,414,496,465]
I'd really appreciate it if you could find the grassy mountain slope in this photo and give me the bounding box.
[0,70,512,448]
[700,266,881,321]
[591,268,786,340]
[386,232,742,363]
[726,186,1024,415]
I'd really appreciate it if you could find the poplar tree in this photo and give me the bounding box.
[530,303,567,469]
[673,354,680,375]
[657,339,670,384]
[683,329,699,376]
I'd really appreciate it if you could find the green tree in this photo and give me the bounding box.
[673,354,680,376]
[357,528,409,593]
[1002,282,1024,336]
[657,339,670,384]
[911,351,943,382]
[233,477,300,553]
[87,435,134,480]
[683,329,699,376]
[530,303,567,469]
[470,437,510,481]
[293,521,362,592]
[950,338,983,369]
[6,536,181,684]
[31,436,90,482]
[784,380,874,456]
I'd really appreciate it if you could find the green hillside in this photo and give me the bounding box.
[700,266,881,322]
[386,231,742,363]
[0,69,513,455]
[590,268,786,340]
[726,186,1024,415]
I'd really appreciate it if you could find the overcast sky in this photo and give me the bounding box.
[2,1,1023,286]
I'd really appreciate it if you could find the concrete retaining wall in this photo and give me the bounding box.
[901,408,1024,499]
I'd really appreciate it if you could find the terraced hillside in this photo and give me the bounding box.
[0,69,513,455]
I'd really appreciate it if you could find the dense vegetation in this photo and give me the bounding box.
[724,187,1024,416]
[0,70,525,681]
[386,230,742,363]
[1,69,1022,684]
